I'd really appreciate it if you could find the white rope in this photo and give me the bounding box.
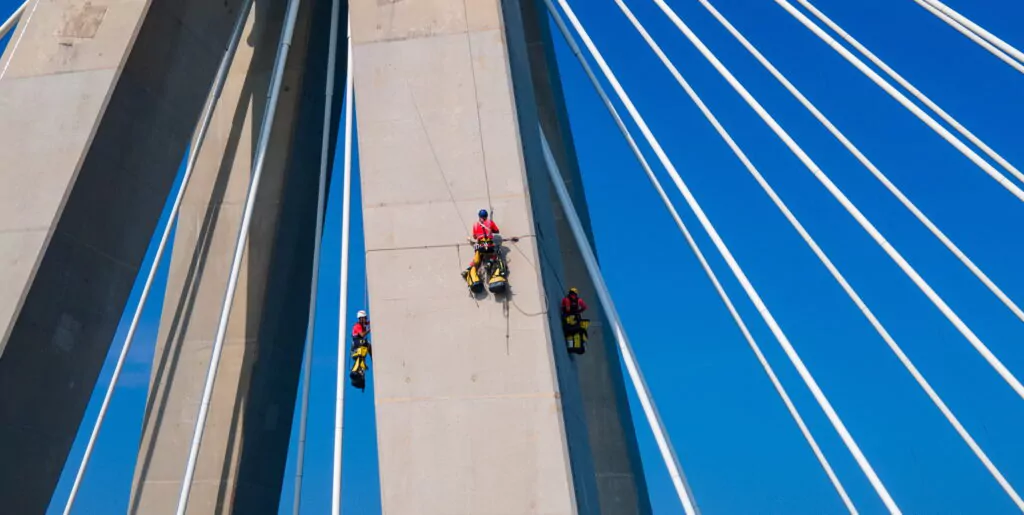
[293,0,341,512]
[661,0,1024,408]
[781,0,1024,199]
[545,4,854,511]
[642,0,1023,508]
[332,17,354,515]
[912,0,1024,73]
[539,126,700,515]
[60,1,255,512]
[0,0,27,40]
[175,0,304,511]
[917,0,1024,66]
[547,0,889,512]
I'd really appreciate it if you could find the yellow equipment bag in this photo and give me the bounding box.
[487,271,507,294]
[465,265,483,293]
[563,316,589,354]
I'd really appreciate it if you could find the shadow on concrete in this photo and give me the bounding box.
[130,0,273,510]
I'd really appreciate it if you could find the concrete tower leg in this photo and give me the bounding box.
[0,1,253,511]
[351,0,646,512]
[129,0,345,512]
[517,1,652,512]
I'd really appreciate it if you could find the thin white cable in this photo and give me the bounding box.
[659,0,1024,404]
[60,2,255,512]
[912,0,1024,73]
[0,0,27,40]
[635,0,1023,508]
[540,127,700,515]
[0,0,36,80]
[546,5,855,511]
[174,0,304,511]
[331,17,354,515]
[293,0,341,512]
[698,1,1024,328]
[783,0,1024,198]
[546,0,889,512]
[621,0,907,509]
[917,0,1024,66]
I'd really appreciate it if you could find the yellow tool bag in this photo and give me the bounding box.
[563,315,590,354]
[487,269,507,294]
[465,265,483,293]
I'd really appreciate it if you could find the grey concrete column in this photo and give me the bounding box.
[352,0,611,512]
[517,0,653,512]
[0,1,250,512]
[128,0,343,512]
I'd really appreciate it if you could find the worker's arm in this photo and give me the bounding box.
[579,299,588,312]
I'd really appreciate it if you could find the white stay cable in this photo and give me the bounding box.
[633,0,1022,508]
[912,0,1024,73]
[175,0,303,512]
[656,0,1024,404]
[696,0,1024,328]
[781,0,1024,199]
[293,0,341,512]
[0,0,27,40]
[625,0,909,509]
[546,1,853,511]
[546,0,893,512]
[60,1,255,512]
[0,0,35,80]
[917,0,1024,66]
[540,127,700,515]
[332,17,354,515]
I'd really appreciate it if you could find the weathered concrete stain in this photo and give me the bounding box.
[56,4,107,39]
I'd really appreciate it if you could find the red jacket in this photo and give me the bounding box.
[472,220,500,241]
[352,321,370,339]
[561,296,587,316]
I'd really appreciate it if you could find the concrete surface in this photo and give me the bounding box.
[517,0,653,512]
[0,0,253,511]
[352,0,625,512]
[129,0,345,513]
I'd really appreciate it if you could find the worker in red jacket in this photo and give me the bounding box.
[561,288,589,354]
[462,209,500,278]
[561,287,588,317]
[350,310,372,388]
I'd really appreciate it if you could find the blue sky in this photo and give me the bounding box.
[4,0,1024,513]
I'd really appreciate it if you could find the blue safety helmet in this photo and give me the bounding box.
[478,209,489,219]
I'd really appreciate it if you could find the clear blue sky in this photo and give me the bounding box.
[4,0,1023,513]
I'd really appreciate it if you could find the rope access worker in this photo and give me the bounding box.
[561,288,590,354]
[462,209,501,279]
[350,310,372,389]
